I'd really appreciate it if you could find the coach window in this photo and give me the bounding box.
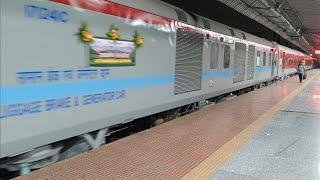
[263,52,266,66]
[256,51,261,66]
[210,42,219,69]
[223,45,230,68]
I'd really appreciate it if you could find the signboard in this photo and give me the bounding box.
[89,38,136,66]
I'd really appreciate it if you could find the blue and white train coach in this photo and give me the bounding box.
[0,0,313,173]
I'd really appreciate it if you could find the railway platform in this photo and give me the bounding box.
[15,70,320,180]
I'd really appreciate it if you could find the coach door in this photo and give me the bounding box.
[271,51,275,77]
[275,48,281,77]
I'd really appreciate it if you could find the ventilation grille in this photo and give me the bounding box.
[233,42,247,83]
[175,9,187,22]
[247,45,255,80]
[174,28,203,95]
[202,19,211,29]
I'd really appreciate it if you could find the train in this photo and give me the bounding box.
[0,0,314,174]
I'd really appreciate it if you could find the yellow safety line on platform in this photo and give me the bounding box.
[181,71,320,180]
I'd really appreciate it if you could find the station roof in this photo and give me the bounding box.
[162,0,320,54]
[289,0,320,49]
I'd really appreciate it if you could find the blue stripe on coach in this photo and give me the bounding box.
[254,66,272,73]
[1,67,272,105]
[0,75,174,105]
[202,70,233,79]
